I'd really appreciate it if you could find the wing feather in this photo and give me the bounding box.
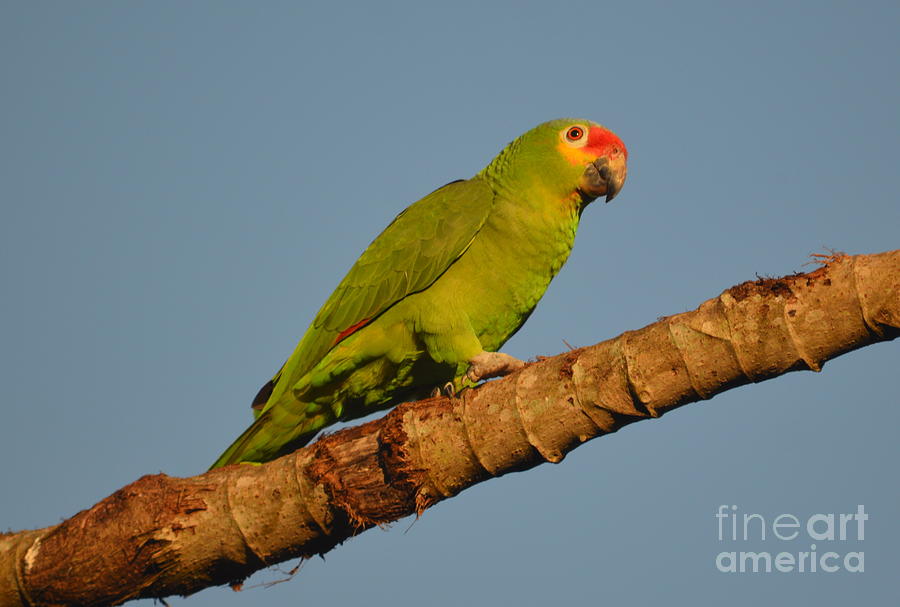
[254,178,495,415]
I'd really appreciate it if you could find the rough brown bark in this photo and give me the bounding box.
[1,250,897,607]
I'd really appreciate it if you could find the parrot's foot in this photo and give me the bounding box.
[430,382,456,398]
[466,351,526,383]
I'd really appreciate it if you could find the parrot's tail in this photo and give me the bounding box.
[208,410,318,470]
[208,421,265,470]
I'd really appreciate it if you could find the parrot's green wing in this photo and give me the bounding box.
[255,177,496,418]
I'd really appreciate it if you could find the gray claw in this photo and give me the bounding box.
[466,351,526,383]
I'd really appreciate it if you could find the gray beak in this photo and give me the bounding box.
[580,155,627,203]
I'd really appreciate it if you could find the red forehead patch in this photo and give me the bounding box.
[587,126,627,159]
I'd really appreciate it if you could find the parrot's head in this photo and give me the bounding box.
[484,118,628,207]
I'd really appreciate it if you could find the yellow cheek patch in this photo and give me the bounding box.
[557,141,594,166]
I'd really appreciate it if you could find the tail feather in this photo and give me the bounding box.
[209,408,325,470]
[209,413,269,469]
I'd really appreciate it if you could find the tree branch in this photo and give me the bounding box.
[1,250,897,607]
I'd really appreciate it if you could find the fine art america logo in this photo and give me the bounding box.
[715,505,867,573]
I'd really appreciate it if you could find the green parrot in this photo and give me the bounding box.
[210,118,627,469]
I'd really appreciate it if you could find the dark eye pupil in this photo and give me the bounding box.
[568,128,582,140]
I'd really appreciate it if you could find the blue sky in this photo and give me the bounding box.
[1,2,898,605]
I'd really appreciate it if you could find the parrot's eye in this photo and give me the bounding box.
[560,124,589,148]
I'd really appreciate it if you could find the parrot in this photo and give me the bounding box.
[210,118,627,469]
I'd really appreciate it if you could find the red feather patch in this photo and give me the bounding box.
[587,126,628,159]
[333,318,371,346]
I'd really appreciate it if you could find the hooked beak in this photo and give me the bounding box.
[579,153,627,203]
